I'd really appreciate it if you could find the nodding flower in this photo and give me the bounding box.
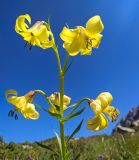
[15,14,54,49]
[87,92,120,131]
[49,92,71,113]
[5,90,39,120]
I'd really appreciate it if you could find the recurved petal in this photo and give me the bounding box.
[29,111,39,119]
[5,90,26,110]
[96,92,113,109]
[90,99,102,115]
[7,96,27,110]
[15,14,31,33]
[41,40,54,49]
[5,89,18,102]
[86,16,104,35]
[60,27,78,43]
[21,103,39,120]
[49,94,55,101]
[87,113,108,131]
[36,30,54,49]
[91,34,103,48]
[63,95,71,106]
[103,106,120,122]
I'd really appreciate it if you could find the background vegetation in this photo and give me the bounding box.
[0,131,139,160]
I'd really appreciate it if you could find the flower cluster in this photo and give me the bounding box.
[15,14,103,56]
[5,89,119,131]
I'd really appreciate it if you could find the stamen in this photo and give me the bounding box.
[86,38,96,50]
[31,32,34,36]
[8,110,14,117]
[15,114,18,120]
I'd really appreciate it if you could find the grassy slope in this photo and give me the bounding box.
[0,132,139,160]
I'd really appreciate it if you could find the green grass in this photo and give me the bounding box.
[0,132,139,160]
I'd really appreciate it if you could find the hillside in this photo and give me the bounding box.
[0,106,139,160]
[0,132,139,160]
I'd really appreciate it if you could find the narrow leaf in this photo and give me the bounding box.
[35,103,62,119]
[35,103,48,112]
[35,142,58,155]
[54,132,62,155]
[47,110,61,119]
[66,107,85,121]
[63,59,74,75]
[67,119,83,143]
[65,98,89,120]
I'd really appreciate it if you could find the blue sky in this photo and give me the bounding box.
[0,0,139,143]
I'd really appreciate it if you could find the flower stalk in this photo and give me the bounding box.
[53,44,66,159]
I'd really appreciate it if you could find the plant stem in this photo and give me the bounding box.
[53,44,62,73]
[53,45,66,160]
[59,74,66,160]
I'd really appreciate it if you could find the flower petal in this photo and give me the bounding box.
[63,95,71,106]
[90,99,102,115]
[49,93,71,113]
[91,34,103,48]
[60,27,78,43]
[86,15,104,35]
[15,14,31,33]
[81,48,92,55]
[96,92,113,109]
[5,89,18,102]
[21,103,39,120]
[39,31,54,49]
[5,90,26,110]
[63,30,86,56]
[87,113,108,131]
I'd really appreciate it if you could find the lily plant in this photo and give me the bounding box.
[5,14,120,160]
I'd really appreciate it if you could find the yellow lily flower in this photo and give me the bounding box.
[15,14,54,49]
[49,92,71,113]
[60,15,104,56]
[5,90,39,120]
[87,92,120,131]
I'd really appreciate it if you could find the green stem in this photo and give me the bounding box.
[53,45,66,160]
[53,44,62,73]
[59,74,66,160]
[34,89,57,113]
[65,98,90,120]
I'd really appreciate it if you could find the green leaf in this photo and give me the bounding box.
[35,103,62,120]
[67,119,83,143]
[66,107,85,121]
[35,103,48,112]
[47,110,62,119]
[63,59,74,76]
[35,142,58,155]
[65,98,89,120]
